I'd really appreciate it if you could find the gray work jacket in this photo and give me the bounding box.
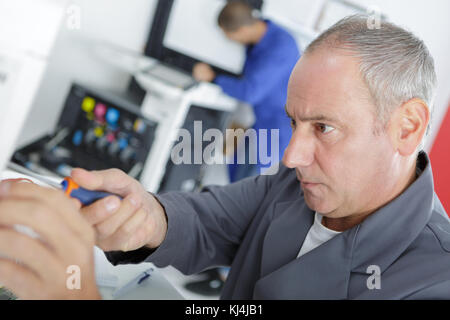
[106,152,450,299]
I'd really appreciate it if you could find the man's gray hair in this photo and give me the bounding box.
[306,15,437,142]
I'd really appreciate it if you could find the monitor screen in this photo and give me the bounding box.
[163,0,246,75]
[143,0,263,78]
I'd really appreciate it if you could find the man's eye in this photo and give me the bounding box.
[316,123,335,134]
[290,119,296,128]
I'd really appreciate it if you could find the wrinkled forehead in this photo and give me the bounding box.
[286,49,374,119]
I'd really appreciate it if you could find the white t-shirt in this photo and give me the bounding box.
[297,212,342,258]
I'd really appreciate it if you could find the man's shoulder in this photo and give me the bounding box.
[403,212,450,298]
[402,208,450,266]
[267,20,291,36]
[426,208,450,254]
[400,209,450,297]
[373,209,450,299]
[265,20,298,48]
[407,156,450,257]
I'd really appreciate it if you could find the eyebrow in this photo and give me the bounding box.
[284,105,343,126]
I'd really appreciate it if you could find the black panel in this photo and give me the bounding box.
[125,77,147,106]
[145,0,175,60]
[158,104,231,192]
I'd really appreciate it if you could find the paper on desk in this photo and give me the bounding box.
[94,246,119,288]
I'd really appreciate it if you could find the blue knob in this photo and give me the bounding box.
[106,108,120,125]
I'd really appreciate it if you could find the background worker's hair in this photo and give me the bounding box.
[218,1,258,32]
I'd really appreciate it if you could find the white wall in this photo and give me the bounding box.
[18,0,158,146]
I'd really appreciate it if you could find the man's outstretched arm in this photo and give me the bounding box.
[71,168,274,275]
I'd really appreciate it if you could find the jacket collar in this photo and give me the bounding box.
[350,151,434,272]
[255,152,434,299]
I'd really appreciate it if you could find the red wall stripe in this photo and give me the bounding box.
[430,102,450,215]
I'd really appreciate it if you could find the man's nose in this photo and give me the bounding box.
[282,129,315,168]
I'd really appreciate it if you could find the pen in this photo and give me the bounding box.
[112,268,154,299]
[6,162,122,206]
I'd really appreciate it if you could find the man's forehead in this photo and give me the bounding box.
[286,84,347,119]
[286,50,374,122]
[285,102,345,126]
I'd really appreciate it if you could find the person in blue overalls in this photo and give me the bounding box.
[190,0,300,296]
[193,0,300,182]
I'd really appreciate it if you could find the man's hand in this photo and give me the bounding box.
[192,62,216,82]
[0,181,100,299]
[70,168,168,253]
[223,121,249,156]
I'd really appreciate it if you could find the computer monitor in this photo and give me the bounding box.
[164,0,245,75]
[144,0,263,78]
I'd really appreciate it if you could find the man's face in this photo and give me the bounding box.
[282,49,397,219]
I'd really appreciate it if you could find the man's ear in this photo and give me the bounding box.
[388,98,430,156]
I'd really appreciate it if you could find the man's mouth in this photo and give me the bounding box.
[301,181,320,188]
[296,172,318,184]
[296,172,321,189]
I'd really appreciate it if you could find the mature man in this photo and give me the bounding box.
[1,15,449,299]
[193,1,300,181]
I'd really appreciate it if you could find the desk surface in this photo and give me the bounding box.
[99,262,184,300]
[95,246,184,300]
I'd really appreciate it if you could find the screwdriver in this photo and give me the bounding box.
[6,162,121,206]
